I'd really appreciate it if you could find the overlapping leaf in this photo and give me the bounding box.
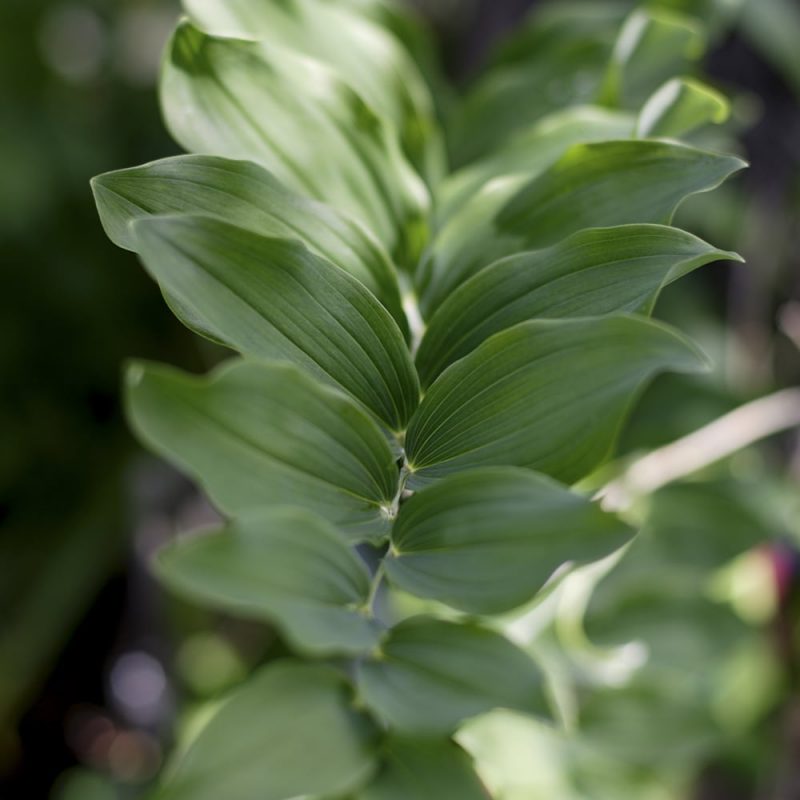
[386,468,632,614]
[420,139,744,313]
[131,214,419,431]
[161,21,429,256]
[182,0,441,180]
[126,360,398,541]
[153,662,377,800]
[91,155,408,335]
[357,617,549,735]
[406,315,708,486]
[635,77,730,139]
[599,8,705,108]
[155,509,379,655]
[355,738,490,800]
[416,224,738,387]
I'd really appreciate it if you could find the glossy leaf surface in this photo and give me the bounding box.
[92,156,407,334]
[132,214,419,431]
[406,315,707,486]
[160,21,428,254]
[387,468,633,614]
[416,224,738,387]
[127,360,398,541]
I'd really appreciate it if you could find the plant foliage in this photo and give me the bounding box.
[93,0,746,796]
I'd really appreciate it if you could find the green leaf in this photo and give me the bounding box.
[416,224,739,387]
[126,359,399,542]
[386,467,632,615]
[636,77,730,139]
[448,2,625,165]
[91,156,408,337]
[437,105,634,223]
[154,661,377,800]
[160,21,428,258]
[154,508,379,656]
[599,9,706,108]
[131,214,419,431]
[355,737,490,800]
[357,617,549,735]
[406,315,708,486]
[182,0,441,181]
[420,139,744,314]
[497,139,746,247]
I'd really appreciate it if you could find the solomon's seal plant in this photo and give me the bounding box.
[92,1,745,797]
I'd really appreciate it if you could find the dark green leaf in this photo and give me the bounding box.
[420,140,744,313]
[160,21,428,257]
[91,156,408,336]
[355,737,490,800]
[416,224,738,387]
[154,662,377,800]
[497,139,746,246]
[357,617,549,734]
[132,214,419,431]
[406,315,708,486]
[387,467,632,614]
[155,508,379,655]
[126,360,399,542]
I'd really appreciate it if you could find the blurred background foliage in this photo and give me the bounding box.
[1,0,799,798]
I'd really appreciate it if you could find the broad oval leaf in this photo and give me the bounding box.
[182,0,440,180]
[636,77,729,139]
[357,616,549,735]
[406,315,708,486]
[132,214,419,431]
[126,359,399,542]
[153,661,377,800]
[420,139,744,314]
[160,21,429,257]
[416,224,738,387]
[386,467,633,614]
[155,508,379,656]
[91,155,408,336]
[497,139,746,247]
[355,737,490,800]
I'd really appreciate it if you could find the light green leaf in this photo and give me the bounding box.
[599,9,705,108]
[155,508,379,656]
[420,139,744,314]
[182,0,441,181]
[497,139,746,247]
[386,467,632,615]
[416,224,739,387]
[406,315,708,486]
[132,214,419,431]
[91,155,408,336]
[154,662,377,800]
[357,617,549,735]
[126,360,399,542]
[160,21,428,258]
[355,737,490,800]
[636,77,730,139]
